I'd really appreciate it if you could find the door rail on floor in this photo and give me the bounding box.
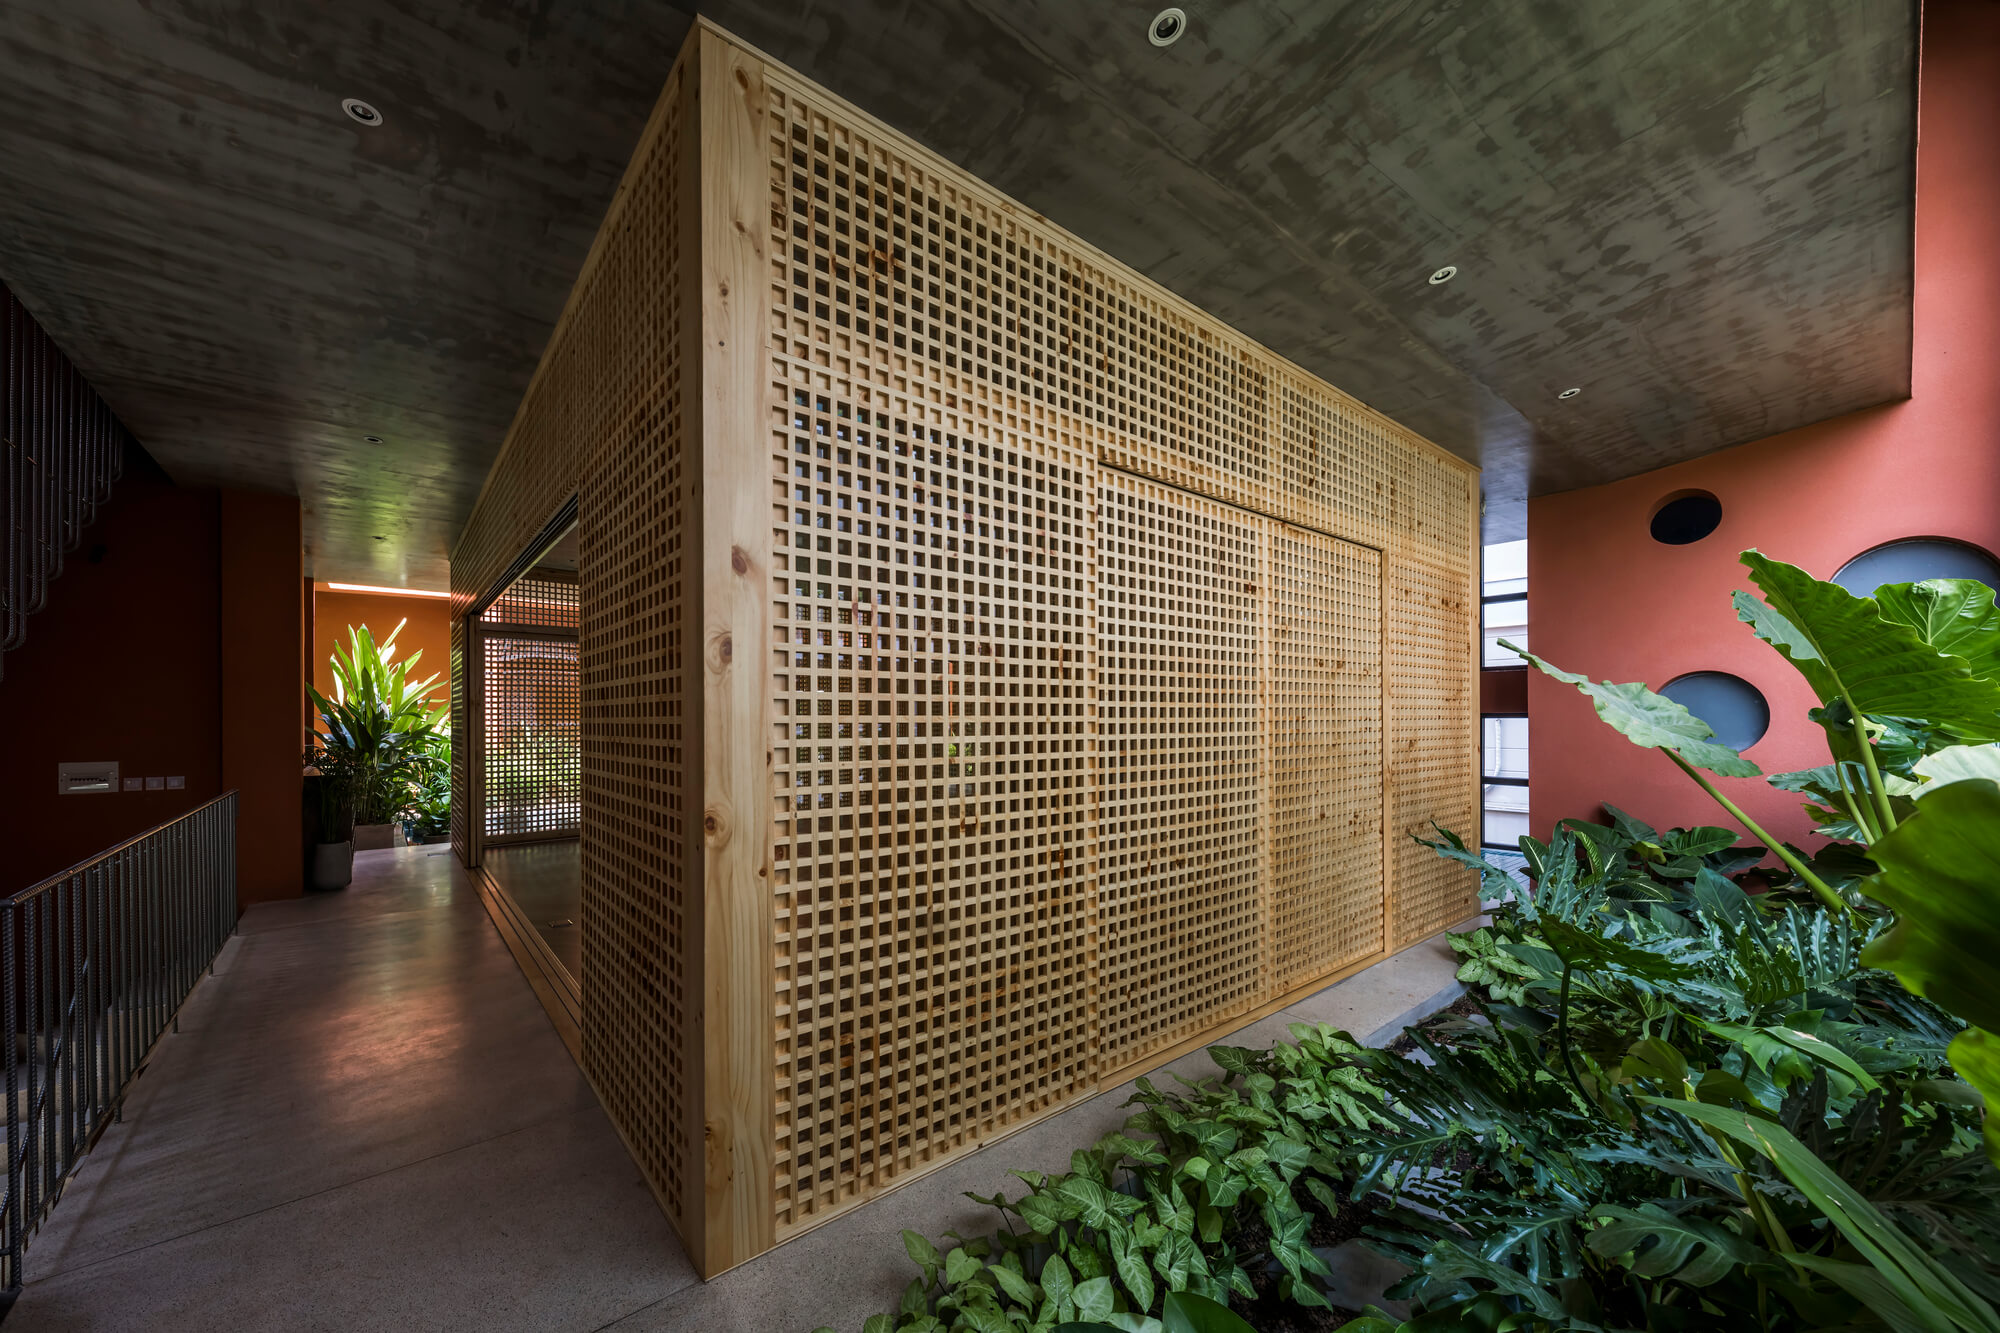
[1,791,237,1305]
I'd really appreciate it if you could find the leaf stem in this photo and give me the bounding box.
[1845,702,1899,836]
[1556,962,1595,1114]
[1832,762,1879,844]
[1662,750,1857,921]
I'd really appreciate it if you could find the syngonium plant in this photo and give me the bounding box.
[306,619,446,827]
[1508,550,2000,1163]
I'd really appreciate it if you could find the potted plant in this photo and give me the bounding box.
[306,619,446,856]
[305,744,360,890]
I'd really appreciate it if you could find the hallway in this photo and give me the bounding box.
[12,845,1465,1332]
[10,846,691,1331]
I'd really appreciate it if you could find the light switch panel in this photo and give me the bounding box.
[123,777,142,792]
[58,761,119,795]
[167,776,185,790]
[144,776,164,791]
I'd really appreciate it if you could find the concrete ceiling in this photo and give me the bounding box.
[0,1,1915,586]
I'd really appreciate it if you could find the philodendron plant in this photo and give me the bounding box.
[1509,550,2000,1162]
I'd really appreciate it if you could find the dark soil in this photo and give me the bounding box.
[1228,1194,1382,1330]
[1384,992,1484,1055]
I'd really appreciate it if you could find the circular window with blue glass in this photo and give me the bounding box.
[1659,671,1769,751]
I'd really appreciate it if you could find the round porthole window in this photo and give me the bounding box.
[1833,537,2000,596]
[1650,490,1722,546]
[1660,671,1769,751]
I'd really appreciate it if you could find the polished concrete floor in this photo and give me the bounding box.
[12,845,1465,1332]
[481,839,582,979]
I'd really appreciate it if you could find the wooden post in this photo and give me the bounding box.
[691,22,777,1276]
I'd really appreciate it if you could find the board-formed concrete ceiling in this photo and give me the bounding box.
[0,1,1915,586]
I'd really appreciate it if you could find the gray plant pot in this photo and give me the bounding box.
[352,822,401,851]
[311,840,355,891]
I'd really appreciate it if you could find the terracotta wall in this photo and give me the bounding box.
[0,446,306,903]
[310,588,452,714]
[221,492,304,905]
[1527,0,2000,845]
[1,452,222,891]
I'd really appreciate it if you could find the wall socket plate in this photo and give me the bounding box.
[58,761,119,795]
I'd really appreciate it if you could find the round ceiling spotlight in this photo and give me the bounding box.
[1427,265,1458,285]
[1557,386,1581,400]
[342,97,384,127]
[363,434,384,444]
[1148,7,1187,46]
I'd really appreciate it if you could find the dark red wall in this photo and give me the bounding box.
[221,491,304,906]
[1528,0,2000,845]
[1,452,223,891]
[2,451,305,907]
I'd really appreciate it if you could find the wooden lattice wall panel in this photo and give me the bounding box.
[482,569,580,631]
[448,45,696,1241]
[764,384,1098,1228]
[746,27,1474,1246]
[1388,549,1479,947]
[1096,470,1264,1068]
[1268,530,1384,988]
[450,20,1475,1275]
[481,634,581,841]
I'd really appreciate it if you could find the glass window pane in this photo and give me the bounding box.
[1483,539,1526,597]
[1481,597,1527,666]
[1482,783,1530,847]
[1482,716,1528,780]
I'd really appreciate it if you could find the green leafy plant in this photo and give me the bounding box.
[305,619,446,827]
[1511,553,2000,1159]
[402,725,452,841]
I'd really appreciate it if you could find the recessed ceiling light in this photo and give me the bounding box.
[342,98,384,127]
[1427,265,1458,285]
[363,434,384,444]
[1557,387,1582,400]
[1148,7,1187,46]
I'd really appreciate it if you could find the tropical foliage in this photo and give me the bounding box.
[305,619,448,830]
[811,552,2000,1331]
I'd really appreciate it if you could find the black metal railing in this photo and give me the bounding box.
[1,792,236,1298]
[2,282,132,683]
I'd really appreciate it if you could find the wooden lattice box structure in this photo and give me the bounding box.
[449,21,1477,1276]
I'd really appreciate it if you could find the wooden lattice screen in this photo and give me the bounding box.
[479,571,580,843]
[450,21,1477,1277]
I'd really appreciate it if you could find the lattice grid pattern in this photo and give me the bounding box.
[482,634,581,840]
[764,378,1096,1228]
[448,48,694,1234]
[1096,471,1263,1067]
[482,569,580,631]
[451,24,1474,1267]
[756,43,1476,1239]
[1269,531,1383,986]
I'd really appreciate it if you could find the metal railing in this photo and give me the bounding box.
[2,282,131,683]
[1,792,236,1299]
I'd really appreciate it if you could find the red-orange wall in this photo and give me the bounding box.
[1528,0,2000,846]
[221,492,304,905]
[0,452,307,905]
[310,588,452,716]
[1,454,222,892]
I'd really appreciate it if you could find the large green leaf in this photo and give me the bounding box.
[1160,1290,1257,1333]
[1736,551,2000,741]
[1646,1098,2000,1333]
[1858,779,2000,1035]
[1876,578,2000,681]
[1504,642,1760,777]
[1913,745,2000,793]
[1584,1201,1763,1287]
[1857,778,2000,1162]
